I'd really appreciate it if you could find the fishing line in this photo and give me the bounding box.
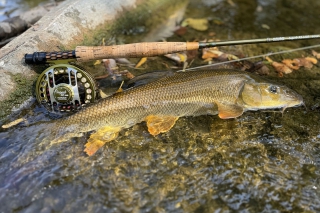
[183,43,320,71]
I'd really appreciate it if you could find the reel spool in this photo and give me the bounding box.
[35,64,98,112]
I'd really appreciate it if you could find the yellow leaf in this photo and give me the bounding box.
[94,60,101,66]
[165,53,187,63]
[135,57,148,68]
[305,57,318,64]
[265,56,273,63]
[2,118,26,128]
[181,18,209,31]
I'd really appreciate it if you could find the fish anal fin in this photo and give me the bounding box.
[84,126,121,156]
[216,102,244,119]
[145,115,179,136]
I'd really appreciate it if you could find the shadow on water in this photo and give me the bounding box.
[1,0,320,212]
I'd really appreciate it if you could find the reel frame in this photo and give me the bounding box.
[35,63,98,112]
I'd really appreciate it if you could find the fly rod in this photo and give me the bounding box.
[25,34,320,64]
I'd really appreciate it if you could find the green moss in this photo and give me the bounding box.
[0,73,35,121]
[80,0,189,46]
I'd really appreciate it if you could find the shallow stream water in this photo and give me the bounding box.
[0,0,50,21]
[1,0,320,212]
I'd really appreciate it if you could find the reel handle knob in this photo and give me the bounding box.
[24,50,76,64]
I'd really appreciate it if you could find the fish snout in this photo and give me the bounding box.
[282,87,304,108]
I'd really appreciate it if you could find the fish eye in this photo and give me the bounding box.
[269,85,278,94]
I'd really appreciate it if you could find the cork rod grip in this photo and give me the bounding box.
[75,42,199,62]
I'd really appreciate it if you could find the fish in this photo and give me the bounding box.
[49,69,303,156]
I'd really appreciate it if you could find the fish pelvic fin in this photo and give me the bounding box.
[216,102,244,119]
[84,126,121,156]
[145,115,179,136]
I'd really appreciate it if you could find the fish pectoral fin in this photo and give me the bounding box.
[84,126,121,156]
[216,102,244,119]
[145,115,179,136]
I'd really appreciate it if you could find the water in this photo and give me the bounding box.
[0,0,51,21]
[1,0,320,212]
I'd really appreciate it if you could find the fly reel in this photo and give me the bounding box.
[35,64,98,112]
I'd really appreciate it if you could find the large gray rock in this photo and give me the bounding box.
[0,0,189,121]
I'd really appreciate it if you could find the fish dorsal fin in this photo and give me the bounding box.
[216,102,244,119]
[84,126,121,156]
[145,115,179,136]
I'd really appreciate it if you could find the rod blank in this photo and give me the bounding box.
[24,34,320,64]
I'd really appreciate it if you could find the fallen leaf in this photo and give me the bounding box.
[174,26,187,36]
[116,81,124,93]
[2,118,26,128]
[119,70,135,79]
[213,19,224,25]
[287,57,317,69]
[261,24,270,30]
[271,61,292,75]
[116,58,133,65]
[256,5,263,12]
[305,57,318,64]
[186,49,198,61]
[208,32,216,37]
[312,50,320,59]
[135,57,148,68]
[256,64,270,75]
[227,54,239,61]
[281,59,300,70]
[94,60,101,66]
[265,56,273,63]
[165,53,187,63]
[294,58,314,69]
[99,89,109,98]
[227,0,236,6]
[202,48,223,59]
[102,59,118,75]
[181,18,209,31]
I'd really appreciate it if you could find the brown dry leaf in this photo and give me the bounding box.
[135,57,148,68]
[202,48,223,59]
[293,57,317,69]
[174,26,187,36]
[281,59,300,70]
[312,50,320,59]
[208,32,216,37]
[186,49,198,61]
[271,61,292,75]
[181,18,209,31]
[119,70,135,79]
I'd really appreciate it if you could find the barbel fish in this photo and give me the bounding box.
[50,70,303,156]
